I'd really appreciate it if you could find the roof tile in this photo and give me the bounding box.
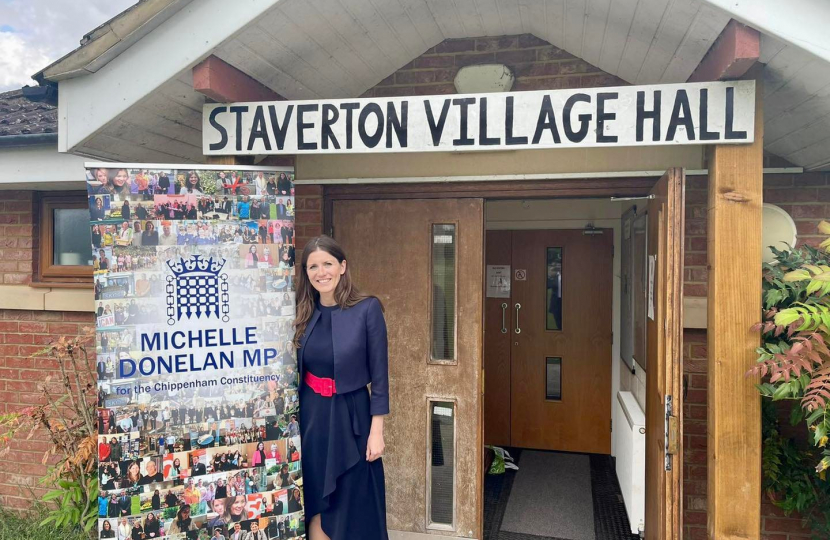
[0,88,58,137]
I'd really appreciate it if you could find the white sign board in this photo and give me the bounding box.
[486,265,511,298]
[203,81,755,156]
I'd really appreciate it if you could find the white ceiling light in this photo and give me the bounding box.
[762,203,798,264]
[453,64,515,94]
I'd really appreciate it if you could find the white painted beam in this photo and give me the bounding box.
[52,0,283,153]
[703,0,830,64]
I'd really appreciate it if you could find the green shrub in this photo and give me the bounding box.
[0,505,88,540]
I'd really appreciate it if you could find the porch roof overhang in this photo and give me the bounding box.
[39,0,830,170]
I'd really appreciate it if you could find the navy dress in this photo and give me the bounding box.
[299,303,388,540]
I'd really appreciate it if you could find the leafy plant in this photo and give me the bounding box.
[0,329,98,537]
[748,223,830,535]
[0,504,90,540]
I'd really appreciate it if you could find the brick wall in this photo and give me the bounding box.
[0,308,94,510]
[0,190,35,285]
[360,34,625,99]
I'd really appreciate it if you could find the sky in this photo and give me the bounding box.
[0,0,135,91]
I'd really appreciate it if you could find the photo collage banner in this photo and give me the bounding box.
[89,165,304,540]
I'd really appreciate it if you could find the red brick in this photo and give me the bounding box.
[410,83,456,95]
[2,201,33,213]
[513,76,582,91]
[763,517,811,534]
[2,273,31,285]
[513,62,561,78]
[537,46,575,61]
[790,204,828,219]
[396,70,437,85]
[434,39,476,54]
[580,73,626,87]
[455,52,496,67]
[559,59,599,75]
[31,312,63,321]
[374,86,417,97]
[518,34,549,48]
[47,323,81,334]
[494,49,537,64]
[475,36,518,51]
[413,56,455,69]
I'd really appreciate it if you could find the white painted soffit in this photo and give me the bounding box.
[34,0,195,82]
[48,0,283,154]
[703,0,830,64]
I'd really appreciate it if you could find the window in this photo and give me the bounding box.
[546,247,563,330]
[546,357,562,400]
[428,400,455,529]
[37,193,93,285]
[431,224,456,362]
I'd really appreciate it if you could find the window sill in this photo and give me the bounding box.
[29,280,93,289]
[0,284,93,312]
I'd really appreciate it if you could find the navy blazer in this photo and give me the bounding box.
[298,297,389,415]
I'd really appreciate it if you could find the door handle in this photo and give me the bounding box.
[501,303,508,333]
[514,303,522,334]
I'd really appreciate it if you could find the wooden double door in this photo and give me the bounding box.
[484,228,613,454]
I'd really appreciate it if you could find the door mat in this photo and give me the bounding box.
[500,451,595,540]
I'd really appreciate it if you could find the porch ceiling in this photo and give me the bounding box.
[59,0,830,170]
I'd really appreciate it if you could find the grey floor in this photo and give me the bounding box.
[483,449,638,540]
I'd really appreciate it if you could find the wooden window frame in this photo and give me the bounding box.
[35,192,93,286]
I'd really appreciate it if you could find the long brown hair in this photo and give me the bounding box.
[292,235,381,347]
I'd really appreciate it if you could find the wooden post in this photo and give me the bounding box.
[706,68,763,539]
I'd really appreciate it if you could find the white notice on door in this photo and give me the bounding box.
[486,265,511,298]
[647,255,656,320]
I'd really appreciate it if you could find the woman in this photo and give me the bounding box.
[168,505,196,535]
[228,495,246,523]
[89,168,112,195]
[277,172,291,195]
[91,198,107,221]
[180,171,205,195]
[214,478,228,499]
[288,488,303,513]
[109,437,122,463]
[117,517,131,540]
[251,441,267,468]
[168,457,182,479]
[121,200,131,221]
[110,169,131,198]
[151,489,161,511]
[245,245,259,269]
[141,221,159,246]
[124,460,143,488]
[144,512,161,538]
[92,224,103,248]
[206,497,230,529]
[101,519,116,538]
[130,519,144,540]
[266,176,277,196]
[293,235,389,540]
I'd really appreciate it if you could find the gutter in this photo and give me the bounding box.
[33,0,194,83]
[0,133,58,148]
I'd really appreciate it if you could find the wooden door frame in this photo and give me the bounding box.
[321,175,665,540]
[321,176,655,235]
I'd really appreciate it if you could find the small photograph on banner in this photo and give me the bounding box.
[90,166,305,540]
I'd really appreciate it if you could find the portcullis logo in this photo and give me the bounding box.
[165,255,229,325]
